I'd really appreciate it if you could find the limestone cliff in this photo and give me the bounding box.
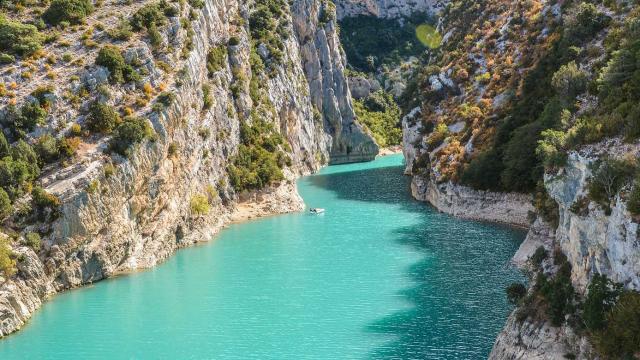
[334,0,447,19]
[0,0,376,337]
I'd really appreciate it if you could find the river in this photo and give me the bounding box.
[0,154,525,359]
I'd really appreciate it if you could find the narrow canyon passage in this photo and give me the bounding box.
[0,155,524,359]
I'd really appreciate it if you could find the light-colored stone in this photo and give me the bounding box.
[334,0,448,19]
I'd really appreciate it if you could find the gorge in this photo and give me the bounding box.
[1,0,640,358]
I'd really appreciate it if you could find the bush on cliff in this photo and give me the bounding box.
[43,0,94,25]
[109,116,154,157]
[353,91,402,147]
[228,118,286,192]
[31,186,61,222]
[0,16,43,57]
[587,157,636,213]
[190,194,210,216]
[95,45,140,84]
[582,274,622,331]
[0,237,15,277]
[24,232,41,251]
[506,283,527,305]
[592,291,640,358]
[0,188,11,219]
[86,102,121,134]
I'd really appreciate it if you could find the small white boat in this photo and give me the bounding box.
[309,208,325,214]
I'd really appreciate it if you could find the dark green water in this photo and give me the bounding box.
[0,154,525,359]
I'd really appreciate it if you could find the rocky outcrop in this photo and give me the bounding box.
[334,0,448,19]
[546,146,640,292]
[348,76,381,99]
[0,0,376,337]
[402,100,532,228]
[294,0,379,164]
[489,311,594,360]
[411,175,533,227]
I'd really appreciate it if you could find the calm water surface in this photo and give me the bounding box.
[0,154,525,359]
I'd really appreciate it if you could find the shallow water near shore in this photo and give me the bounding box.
[0,154,525,359]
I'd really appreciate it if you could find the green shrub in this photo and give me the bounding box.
[0,16,43,57]
[34,134,61,164]
[582,274,622,331]
[592,291,640,358]
[109,117,154,157]
[551,61,587,104]
[627,180,640,216]
[587,157,636,211]
[353,90,402,147]
[0,146,39,199]
[0,52,15,64]
[2,101,48,139]
[228,118,286,192]
[148,25,163,49]
[87,102,121,133]
[190,194,209,216]
[43,0,94,25]
[0,188,11,219]
[156,92,175,108]
[536,129,568,169]
[24,232,41,251]
[202,84,213,110]
[130,2,169,31]
[461,149,504,191]
[506,283,527,305]
[0,237,15,277]
[31,186,61,222]
[167,142,178,157]
[107,18,133,40]
[95,45,139,84]
[530,246,547,268]
[538,250,575,326]
[188,0,204,9]
[564,3,610,43]
[206,45,227,76]
[0,132,7,159]
[228,36,240,46]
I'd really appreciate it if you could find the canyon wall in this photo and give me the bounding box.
[0,0,376,337]
[334,0,448,19]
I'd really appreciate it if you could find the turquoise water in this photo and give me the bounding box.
[0,154,525,359]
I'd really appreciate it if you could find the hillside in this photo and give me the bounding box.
[400,0,640,358]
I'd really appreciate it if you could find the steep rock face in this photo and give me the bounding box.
[293,0,379,164]
[411,175,533,227]
[334,0,448,19]
[489,311,594,360]
[546,146,640,292]
[0,0,375,337]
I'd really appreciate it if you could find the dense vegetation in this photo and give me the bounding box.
[248,0,290,70]
[338,13,433,71]
[43,0,94,25]
[0,15,43,57]
[353,91,402,147]
[227,118,287,192]
[460,3,611,193]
